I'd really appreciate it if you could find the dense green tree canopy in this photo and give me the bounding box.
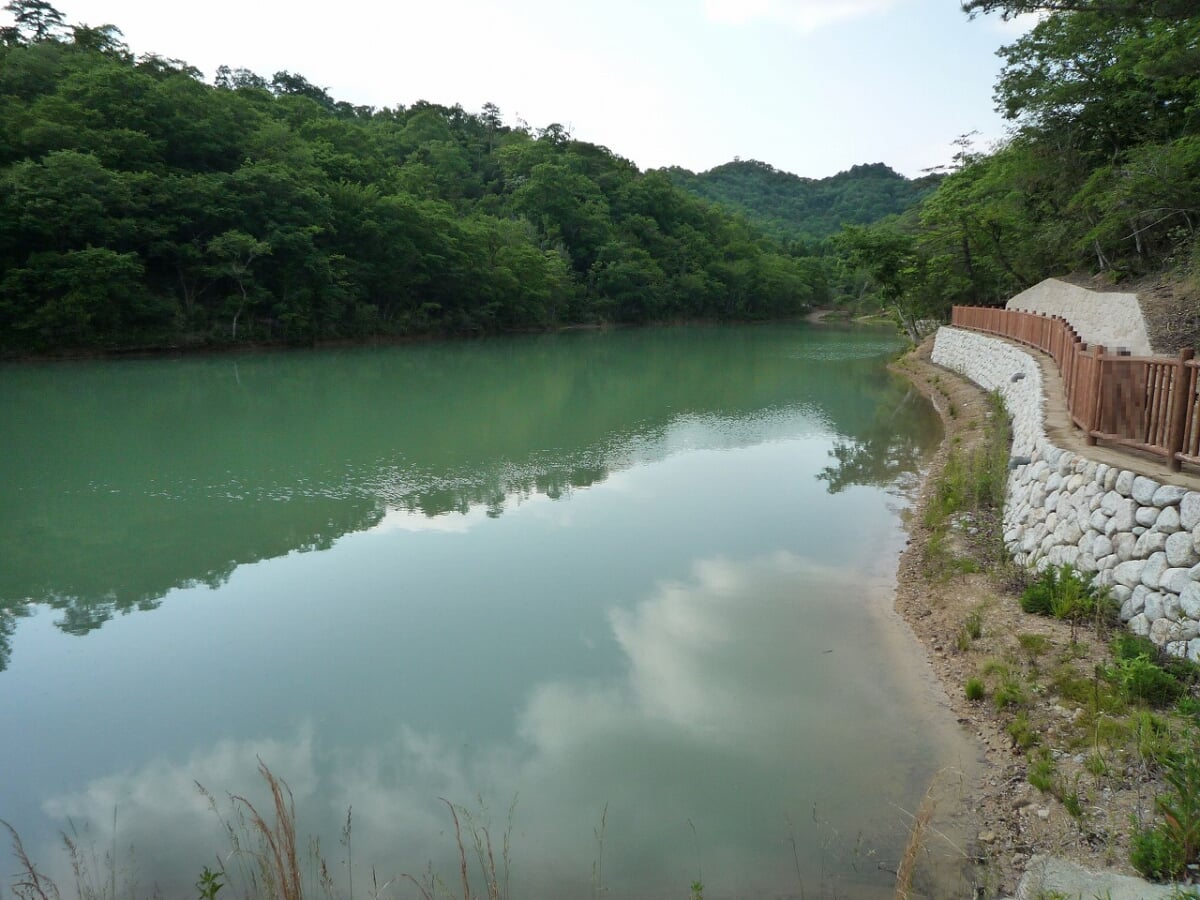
[0,4,830,354]
[12,0,1188,350]
[665,159,940,243]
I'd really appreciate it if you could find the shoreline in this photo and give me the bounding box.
[890,338,1174,898]
[0,315,833,365]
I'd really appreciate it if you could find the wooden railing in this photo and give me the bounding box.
[951,306,1200,473]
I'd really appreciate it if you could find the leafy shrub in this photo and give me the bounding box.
[1113,633,1159,663]
[1019,566,1059,616]
[1019,564,1114,638]
[1111,655,1184,708]
[1020,564,1092,616]
[1132,826,1186,882]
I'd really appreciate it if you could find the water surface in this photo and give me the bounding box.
[0,324,969,898]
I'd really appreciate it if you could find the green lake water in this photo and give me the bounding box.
[0,324,975,898]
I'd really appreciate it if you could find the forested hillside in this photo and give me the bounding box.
[666,160,941,243]
[7,0,1187,355]
[0,2,827,354]
[835,0,1200,341]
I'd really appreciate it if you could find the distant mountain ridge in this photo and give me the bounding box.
[663,159,942,243]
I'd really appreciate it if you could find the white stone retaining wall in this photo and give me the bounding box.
[1006,278,1152,356]
[932,326,1200,662]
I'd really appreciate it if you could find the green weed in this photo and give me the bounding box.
[1178,695,1200,725]
[1132,825,1186,882]
[922,390,1010,578]
[1084,752,1108,778]
[1134,711,1175,770]
[1019,564,1112,640]
[1134,741,1200,880]
[1017,632,1050,671]
[1061,780,1084,820]
[994,676,1025,710]
[965,608,983,640]
[1006,711,1038,750]
[1109,654,1184,708]
[197,866,225,900]
[965,677,985,701]
[1028,753,1056,793]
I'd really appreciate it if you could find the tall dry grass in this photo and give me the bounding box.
[2,818,61,900]
[228,761,303,900]
[892,794,934,900]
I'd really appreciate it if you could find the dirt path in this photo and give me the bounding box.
[892,338,1173,899]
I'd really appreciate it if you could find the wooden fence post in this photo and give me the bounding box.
[1087,344,1106,446]
[1166,347,1195,472]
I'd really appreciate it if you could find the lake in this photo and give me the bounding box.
[0,324,975,899]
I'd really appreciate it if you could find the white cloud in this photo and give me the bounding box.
[703,0,902,33]
[37,729,320,890]
[31,555,969,896]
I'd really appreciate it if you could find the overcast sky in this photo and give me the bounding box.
[12,0,1034,179]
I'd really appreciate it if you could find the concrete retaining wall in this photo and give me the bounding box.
[1006,278,1151,356]
[932,326,1200,661]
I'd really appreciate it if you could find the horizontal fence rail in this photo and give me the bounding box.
[951,306,1200,473]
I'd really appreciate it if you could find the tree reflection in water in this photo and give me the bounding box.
[818,385,940,494]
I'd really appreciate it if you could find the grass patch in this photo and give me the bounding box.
[921,390,1012,579]
[1134,711,1177,770]
[1028,752,1056,793]
[994,675,1025,710]
[965,608,983,640]
[1016,632,1050,670]
[1061,779,1085,820]
[1006,710,1038,751]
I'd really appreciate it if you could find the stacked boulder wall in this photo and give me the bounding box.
[1005,278,1152,356]
[932,326,1200,662]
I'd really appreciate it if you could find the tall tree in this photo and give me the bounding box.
[3,0,65,42]
[206,230,270,340]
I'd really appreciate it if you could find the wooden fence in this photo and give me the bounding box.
[951,306,1200,473]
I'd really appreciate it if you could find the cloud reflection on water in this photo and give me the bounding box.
[38,552,935,898]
